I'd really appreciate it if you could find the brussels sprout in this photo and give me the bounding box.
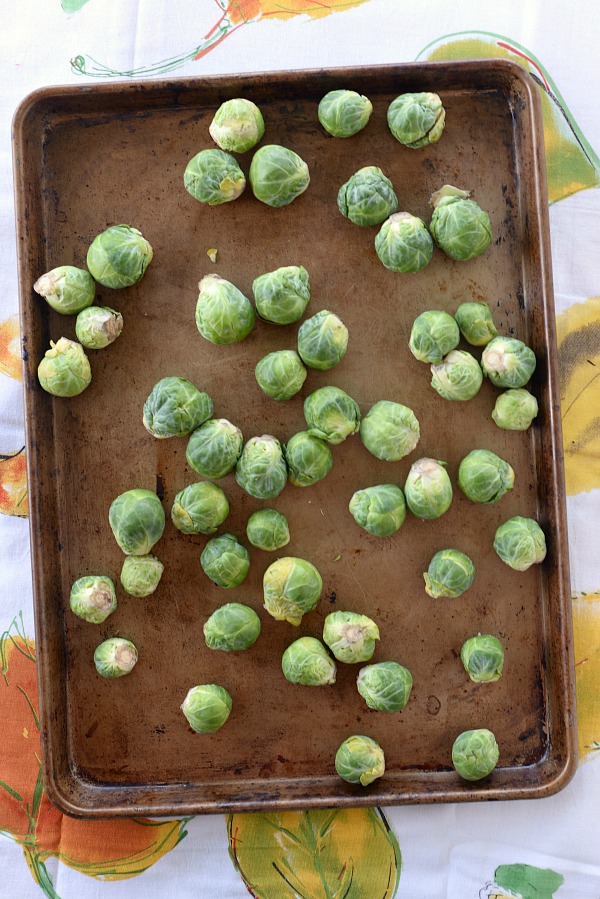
[252,265,310,325]
[297,310,348,371]
[481,336,536,389]
[94,637,138,679]
[209,98,265,154]
[335,735,385,786]
[69,575,117,624]
[492,388,539,430]
[303,386,360,445]
[387,92,445,148]
[318,90,373,138]
[87,225,153,288]
[461,634,505,683]
[337,166,398,227]
[109,488,165,555]
[37,338,92,397]
[282,636,337,685]
[457,449,515,504]
[186,419,243,478]
[183,149,246,205]
[359,400,420,462]
[404,458,453,519]
[424,549,475,598]
[454,301,498,346]
[409,310,460,364]
[349,484,406,537]
[430,350,483,401]
[75,305,123,349]
[452,728,499,781]
[204,603,261,652]
[284,431,333,487]
[120,554,164,597]
[200,533,250,588]
[323,611,379,664]
[34,265,95,315]
[249,144,310,207]
[429,186,492,262]
[493,516,547,571]
[235,435,288,500]
[246,509,290,552]
[255,350,307,401]
[143,377,213,439]
[171,482,229,535]
[195,274,255,345]
[181,684,232,733]
[356,661,413,711]
[263,556,322,625]
[375,212,433,273]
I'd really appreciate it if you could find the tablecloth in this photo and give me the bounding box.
[1,1,599,896]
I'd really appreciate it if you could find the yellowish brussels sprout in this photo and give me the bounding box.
[318,90,373,137]
[493,516,547,571]
[303,386,360,445]
[252,265,310,325]
[94,637,138,678]
[246,509,290,552]
[323,611,379,664]
[375,212,433,273]
[429,186,492,261]
[460,634,504,683]
[263,556,322,625]
[360,400,420,461]
[335,735,385,786]
[34,265,95,315]
[249,144,310,207]
[454,301,498,346]
[424,549,475,598]
[297,310,348,371]
[184,149,246,205]
[181,684,232,733]
[284,431,333,487]
[492,388,538,430]
[200,534,250,588]
[204,603,261,652]
[171,481,229,535]
[236,435,288,500]
[87,224,153,288]
[37,338,92,397]
[409,310,460,364]
[109,488,165,555]
[481,336,536,389]
[75,305,123,349]
[209,98,265,154]
[69,575,117,623]
[452,728,499,781]
[143,377,213,439]
[120,554,164,597]
[357,661,413,711]
[195,274,255,345]
[186,419,243,479]
[349,484,406,537]
[430,349,483,401]
[387,92,445,148]
[337,166,398,227]
[404,458,452,519]
[282,636,337,686]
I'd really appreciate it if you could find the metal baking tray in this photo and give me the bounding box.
[13,61,576,816]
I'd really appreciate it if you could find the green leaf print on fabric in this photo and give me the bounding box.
[61,0,92,11]
[494,863,565,898]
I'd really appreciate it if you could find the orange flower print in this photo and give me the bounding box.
[0,315,22,381]
[0,448,28,518]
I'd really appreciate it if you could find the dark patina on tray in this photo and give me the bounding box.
[12,61,576,816]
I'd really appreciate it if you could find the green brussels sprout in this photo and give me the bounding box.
[359,400,420,462]
[282,636,337,685]
[460,634,505,683]
[493,516,547,571]
[297,310,348,371]
[424,549,475,598]
[200,533,250,588]
[120,554,164,597]
[37,338,92,397]
[337,166,398,227]
[236,435,288,500]
[263,556,322,625]
[457,449,515,504]
[356,661,413,711]
[404,458,453,520]
[204,602,261,652]
[375,212,433,273]
[183,149,246,205]
[195,274,255,345]
[255,350,307,401]
[181,684,232,733]
[249,144,310,207]
[86,224,153,288]
[335,735,385,786]
[481,336,536,389]
[94,637,138,678]
[143,376,213,439]
[109,488,165,555]
[209,98,265,154]
[387,92,445,148]
[303,386,360,445]
[429,186,492,262]
[349,484,407,537]
[246,509,290,552]
[69,575,117,624]
[452,728,499,781]
[171,481,229,535]
[318,90,373,138]
[409,310,460,364]
[33,265,95,315]
[492,388,539,430]
[454,301,498,346]
[323,611,380,664]
[186,419,243,478]
[252,265,310,325]
[75,305,123,349]
[430,350,483,401]
[284,431,333,487]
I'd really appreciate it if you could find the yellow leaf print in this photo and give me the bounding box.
[556,297,600,495]
[0,448,28,518]
[0,315,22,381]
[572,592,600,762]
